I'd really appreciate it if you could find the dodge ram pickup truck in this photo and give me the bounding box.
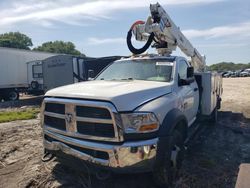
[42,55,222,185]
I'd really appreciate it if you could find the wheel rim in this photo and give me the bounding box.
[162,145,181,183]
[171,145,180,169]
[31,82,38,89]
[9,92,18,101]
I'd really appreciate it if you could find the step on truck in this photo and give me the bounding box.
[41,3,222,187]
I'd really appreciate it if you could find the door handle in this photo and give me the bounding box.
[194,88,198,92]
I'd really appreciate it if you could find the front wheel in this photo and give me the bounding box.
[31,81,39,90]
[153,130,185,187]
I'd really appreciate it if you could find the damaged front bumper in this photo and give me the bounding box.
[44,129,158,173]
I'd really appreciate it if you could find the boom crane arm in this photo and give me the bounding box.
[127,3,206,72]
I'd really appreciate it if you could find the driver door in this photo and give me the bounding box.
[177,60,199,126]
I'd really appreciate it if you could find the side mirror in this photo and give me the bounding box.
[179,77,195,86]
[187,67,194,78]
[88,69,95,80]
[179,67,195,86]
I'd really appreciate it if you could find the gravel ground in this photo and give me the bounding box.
[0,77,250,188]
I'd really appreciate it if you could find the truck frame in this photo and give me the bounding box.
[41,3,222,187]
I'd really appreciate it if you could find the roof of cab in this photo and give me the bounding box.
[117,54,177,62]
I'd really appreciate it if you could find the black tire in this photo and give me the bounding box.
[3,90,19,101]
[153,130,185,187]
[31,81,39,90]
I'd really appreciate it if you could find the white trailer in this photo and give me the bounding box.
[0,47,56,101]
[27,55,122,94]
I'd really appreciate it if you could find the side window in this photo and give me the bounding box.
[178,60,188,80]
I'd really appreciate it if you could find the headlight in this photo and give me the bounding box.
[121,112,159,133]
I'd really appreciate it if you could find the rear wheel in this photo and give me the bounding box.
[3,90,19,101]
[153,130,185,187]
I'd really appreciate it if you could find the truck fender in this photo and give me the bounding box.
[158,108,188,138]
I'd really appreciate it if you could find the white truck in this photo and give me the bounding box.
[0,47,56,101]
[41,3,222,187]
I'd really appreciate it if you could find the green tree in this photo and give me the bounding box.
[208,62,250,72]
[0,32,33,50]
[33,41,84,56]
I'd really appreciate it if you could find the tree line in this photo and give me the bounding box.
[0,31,84,56]
[208,62,250,72]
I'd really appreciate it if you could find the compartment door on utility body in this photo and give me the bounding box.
[177,59,199,125]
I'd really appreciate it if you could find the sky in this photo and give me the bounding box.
[0,0,250,65]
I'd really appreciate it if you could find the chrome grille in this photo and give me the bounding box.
[77,121,115,137]
[44,115,66,131]
[43,98,122,142]
[76,106,111,119]
[45,103,65,114]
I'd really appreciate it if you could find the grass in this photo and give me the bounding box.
[0,108,40,123]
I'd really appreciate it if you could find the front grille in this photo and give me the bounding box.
[43,98,119,142]
[44,115,66,131]
[76,106,111,119]
[45,103,65,114]
[44,134,109,160]
[77,121,115,137]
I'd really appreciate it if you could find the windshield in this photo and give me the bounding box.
[96,60,173,82]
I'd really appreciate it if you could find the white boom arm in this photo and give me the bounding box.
[131,3,206,72]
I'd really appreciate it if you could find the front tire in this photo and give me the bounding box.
[153,130,185,187]
[31,81,39,90]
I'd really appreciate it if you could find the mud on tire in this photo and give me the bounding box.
[153,130,185,187]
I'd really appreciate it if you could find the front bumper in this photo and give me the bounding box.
[44,130,158,173]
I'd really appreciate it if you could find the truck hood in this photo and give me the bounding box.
[45,80,172,111]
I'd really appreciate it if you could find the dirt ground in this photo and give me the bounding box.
[0,77,250,188]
